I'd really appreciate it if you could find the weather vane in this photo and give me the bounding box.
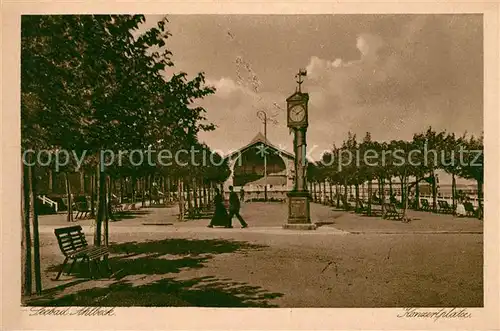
[295,68,307,93]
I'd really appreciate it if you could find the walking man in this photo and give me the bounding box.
[228,186,248,228]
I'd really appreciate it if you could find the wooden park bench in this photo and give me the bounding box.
[54,225,112,280]
[437,200,454,214]
[383,203,403,220]
[184,205,215,220]
[420,198,431,211]
[357,200,382,216]
[340,197,351,211]
[110,199,123,213]
[73,201,91,220]
[355,199,367,214]
[463,202,477,217]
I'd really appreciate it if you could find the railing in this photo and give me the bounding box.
[37,195,58,212]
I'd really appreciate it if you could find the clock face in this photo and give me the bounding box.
[289,104,306,122]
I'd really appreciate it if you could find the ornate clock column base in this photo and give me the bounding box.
[284,191,316,230]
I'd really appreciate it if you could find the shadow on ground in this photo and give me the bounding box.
[29,276,283,307]
[111,210,152,221]
[30,238,282,307]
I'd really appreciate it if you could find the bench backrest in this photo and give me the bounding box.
[54,225,89,256]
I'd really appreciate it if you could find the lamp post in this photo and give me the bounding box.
[257,110,268,201]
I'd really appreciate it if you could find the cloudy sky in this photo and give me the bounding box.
[143,14,483,160]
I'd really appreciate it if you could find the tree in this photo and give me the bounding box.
[390,139,413,219]
[21,15,219,294]
[441,133,467,214]
[459,134,484,219]
[359,132,376,215]
[412,127,446,212]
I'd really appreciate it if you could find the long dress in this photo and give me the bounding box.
[456,202,467,216]
[209,194,229,227]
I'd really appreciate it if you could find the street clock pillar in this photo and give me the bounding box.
[284,69,316,230]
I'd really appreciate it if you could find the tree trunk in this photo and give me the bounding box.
[367,180,372,216]
[80,170,85,194]
[164,176,169,203]
[354,184,360,211]
[120,177,124,203]
[400,177,405,207]
[336,185,341,208]
[377,178,382,204]
[451,173,456,214]
[401,173,409,219]
[322,181,327,204]
[48,168,53,194]
[167,176,172,203]
[90,173,95,217]
[192,178,198,209]
[148,175,152,206]
[104,175,111,245]
[64,172,73,222]
[415,179,420,210]
[94,163,105,246]
[132,176,136,203]
[186,180,192,210]
[178,178,184,221]
[477,180,483,219]
[107,175,114,222]
[379,178,386,213]
[388,177,393,198]
[197,180,202,208]
[29,164,42,294]
[431,171,437,212]
[343,182,348,209]
[22,162,32,296]
[203,182,208,208]
[208,182,212,204]
[141,177,146,207]
[329,181,333,205]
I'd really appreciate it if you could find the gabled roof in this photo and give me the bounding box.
[225,132,295,160]
[286,91,309,102]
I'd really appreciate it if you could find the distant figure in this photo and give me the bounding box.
[240,187,245,203]
[228,186,248,228]
[455,196,466,217]
[207,188,230,228]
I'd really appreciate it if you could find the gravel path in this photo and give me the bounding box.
[25,202,483,307]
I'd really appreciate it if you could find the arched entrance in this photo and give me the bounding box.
[232,147,287,187]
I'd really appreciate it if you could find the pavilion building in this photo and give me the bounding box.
[222,132,295,200]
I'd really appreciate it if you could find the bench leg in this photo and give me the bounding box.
[66,258,78,275]
[103,255,112,274]
[55,257,69,280]
[93,259,102,278]
[85,257,93,279]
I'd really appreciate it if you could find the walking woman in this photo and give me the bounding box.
[207,188,231,228]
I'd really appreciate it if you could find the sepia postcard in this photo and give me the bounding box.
[1,1,499,330]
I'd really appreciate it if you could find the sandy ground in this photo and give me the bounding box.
[24,202,483,307]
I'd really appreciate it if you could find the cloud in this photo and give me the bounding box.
[198,77,290,155]
[302,15,482,150]
[194,15,482,160]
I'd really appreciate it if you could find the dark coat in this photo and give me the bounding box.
[209,194,229,226]
[229,191,240,211]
